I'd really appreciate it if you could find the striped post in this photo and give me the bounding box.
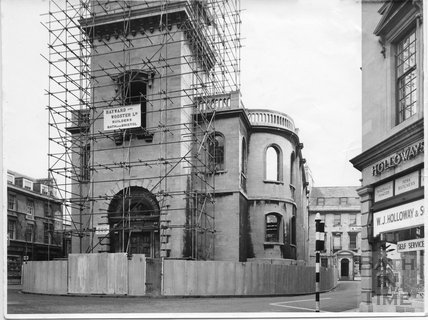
[315,212,322,312]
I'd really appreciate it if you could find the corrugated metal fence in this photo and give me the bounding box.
[162,260,337,296]
[22,254,337,296]
[22,260,68,294]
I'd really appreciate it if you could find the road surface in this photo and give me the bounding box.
[7,280,360,315]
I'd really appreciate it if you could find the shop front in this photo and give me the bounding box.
[372,192,424,297]
[351,130,425,311]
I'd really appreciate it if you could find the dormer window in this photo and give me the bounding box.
[7,173,15,185]
[23,179,33,191]
[317,197,325,205]
[40,184,49,195]
[339,197,348,205]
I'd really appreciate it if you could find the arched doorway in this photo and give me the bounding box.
[108,187,160,257]
[341,258,350,280]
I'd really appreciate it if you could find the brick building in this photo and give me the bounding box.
[308,186,361,280]
[6,171,67,284]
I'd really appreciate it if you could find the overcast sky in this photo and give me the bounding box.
[2,0,362,187]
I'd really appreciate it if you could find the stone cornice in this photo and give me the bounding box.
[250,125,301,146]
[374,0,420,40]
[80,2,216,70]
[350,118,423,171]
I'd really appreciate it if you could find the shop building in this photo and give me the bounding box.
[350,0,424,311]
[6,171,66,284]
[308,186,361,280]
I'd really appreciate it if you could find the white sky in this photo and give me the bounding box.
[2,0,362,187]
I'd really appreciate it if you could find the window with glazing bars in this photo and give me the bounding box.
[333,233,342,251]
[44,223,53,244]
[349,233,357,250]
[8,194,16,211]
[396,29,417,124]
[8,220,16,240]
[333,214,341,226]
[26,225,34,242]
[208,133,225,171]
[349,214,357,226]
[26,199,35,216]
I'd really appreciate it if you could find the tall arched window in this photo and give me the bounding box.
[208,132,225,171]
[266,145,281,181]
[290,206,296,245]
[241,138,247,175]
[290,152,295,185]
[265,213,281,242]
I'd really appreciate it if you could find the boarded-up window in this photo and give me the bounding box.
[266,213,281,242]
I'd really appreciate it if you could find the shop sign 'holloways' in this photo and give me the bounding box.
[372,141,424,176]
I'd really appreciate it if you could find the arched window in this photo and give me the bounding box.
[117,70,148,128]
[290,206,296,245]
[266,145,281,181]
[290,152,295,185]
[241,138,247,175]
[265,213,281,242]
[208,132,225,171]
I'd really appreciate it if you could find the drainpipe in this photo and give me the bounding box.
[161,256,164,295]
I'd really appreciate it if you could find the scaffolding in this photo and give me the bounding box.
[43,0,241,260]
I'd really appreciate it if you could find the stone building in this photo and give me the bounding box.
[6,171,66,284]
[350,0,424,312]
[59,1,310,263]
[308,186,361,280]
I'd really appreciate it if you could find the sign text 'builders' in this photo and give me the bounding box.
[104,105,141,131]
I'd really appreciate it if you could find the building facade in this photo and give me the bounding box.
[350,0,424,311]
[6,171,66,284]
[308,187,361,280]
[57,1,310,263]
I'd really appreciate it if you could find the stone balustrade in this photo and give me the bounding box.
[247,109,296,133]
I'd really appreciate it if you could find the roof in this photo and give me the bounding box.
[308,186,361,213]
[309,186,359,199]
[7,184,63,204]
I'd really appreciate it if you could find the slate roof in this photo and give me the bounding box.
[308,186,360,212]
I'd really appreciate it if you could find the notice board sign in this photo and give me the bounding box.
[104,105,141,131]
